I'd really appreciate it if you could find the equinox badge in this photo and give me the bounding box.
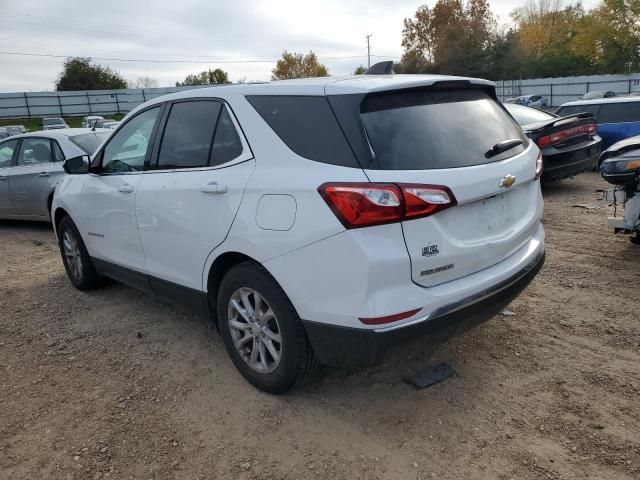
[500,175,516,188]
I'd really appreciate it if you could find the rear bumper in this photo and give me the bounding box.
[303,249,545,369]
[541,141,601,181]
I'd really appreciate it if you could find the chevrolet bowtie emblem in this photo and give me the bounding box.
[500,175,516,188]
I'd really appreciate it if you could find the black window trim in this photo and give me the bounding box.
[91,103,167,176]
[147,96,253,174]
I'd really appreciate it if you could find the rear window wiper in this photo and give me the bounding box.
[485,138,524,159]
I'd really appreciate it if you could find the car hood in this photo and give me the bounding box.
[603,135,640,154]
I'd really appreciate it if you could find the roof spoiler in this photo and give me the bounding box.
[364,61,394,75]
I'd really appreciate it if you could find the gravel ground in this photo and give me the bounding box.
[1,172,639,480]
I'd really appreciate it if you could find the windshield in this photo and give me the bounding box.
[43,118,64,126]
[70,132,110,154]
[361,89,528,170]
[504,103,555,126]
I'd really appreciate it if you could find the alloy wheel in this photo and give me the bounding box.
[227,287,282,374]
[62,229,83,280]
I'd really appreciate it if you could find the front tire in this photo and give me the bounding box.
[216,262,317,394]
[57,216,102,291]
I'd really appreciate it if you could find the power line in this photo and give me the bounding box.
[0,50,400,64]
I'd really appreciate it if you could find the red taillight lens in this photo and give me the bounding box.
[401,184,457,219]
[536,135,551,148]
[536,122,597,149]
[318,183,403,228]
[535,151,544,180]
[318,183,456,229]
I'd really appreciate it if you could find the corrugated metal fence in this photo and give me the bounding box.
[2,73,640,118]
[0,85,211,119]
[496,73,640,107]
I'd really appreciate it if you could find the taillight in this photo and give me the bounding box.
[535,151,544,180]
[318,182,457,229]
[535,122,597,149]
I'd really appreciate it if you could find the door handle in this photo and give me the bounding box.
[118,184,135,194]
[200,182,228,194]
[38,172,51,177]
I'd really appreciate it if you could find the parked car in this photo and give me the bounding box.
[555,97,640,149]
[579,91,616,100]
[52,74,545,393]
[599,135,640,244]
[0,130,9,140]
[82,116,104,128]
[2,125,27,136]
[102,121,120,130]
[505,94,548,108]
[504,103,601,181]
[94,119,118,129]
[42,117,70,130]
[0,129,110,221]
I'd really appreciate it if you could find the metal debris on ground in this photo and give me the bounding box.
[404,362,456,390]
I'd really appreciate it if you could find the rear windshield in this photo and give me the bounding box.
[505,103,554,125]
[70,132,110,154]
[361,89,527,170]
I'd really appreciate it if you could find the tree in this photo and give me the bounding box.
[271,51,328,80]
[130,76,159,89]
[175,68,231,87]
[354,65,367,75]
[572,0,640,73]
[55,57,127,91]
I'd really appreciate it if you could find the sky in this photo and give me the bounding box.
[0,0,600,92]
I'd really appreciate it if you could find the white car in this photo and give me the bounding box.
[52,73,545,393]
[81,115,104,128]
[42,117,70,130]
[0,129,110,221]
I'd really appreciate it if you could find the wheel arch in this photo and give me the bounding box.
[205,251,271,327]
[53,207,70,234]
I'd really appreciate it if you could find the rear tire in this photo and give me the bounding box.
[216,262,317,394]
[57,216,102,291]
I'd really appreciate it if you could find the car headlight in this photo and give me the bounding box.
[600,157,640,174]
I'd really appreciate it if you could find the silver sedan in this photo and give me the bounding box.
[0,128,110,222]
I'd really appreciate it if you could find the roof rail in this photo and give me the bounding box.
[364,61,395,75]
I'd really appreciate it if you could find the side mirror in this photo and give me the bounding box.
[63,155,90,174]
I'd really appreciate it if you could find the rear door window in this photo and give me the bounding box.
[597,103,640,123]
[211,107,243,166]
[361,89,527,170]
[157,100,221,169]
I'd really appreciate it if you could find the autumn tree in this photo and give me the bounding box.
[271,51,328,80]
[55,57,127,91]
[176,68,230,87]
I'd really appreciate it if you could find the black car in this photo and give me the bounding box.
[504,103,602,181]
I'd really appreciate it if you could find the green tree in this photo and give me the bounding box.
[271,51,328,80]
[55,57,127,91]
[176,68,231,87]
[354,65,367,75]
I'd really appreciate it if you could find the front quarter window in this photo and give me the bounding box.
[100,107,161,173]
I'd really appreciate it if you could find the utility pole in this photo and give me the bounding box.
[365,34,372,68]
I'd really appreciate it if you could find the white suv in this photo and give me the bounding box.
[52,73,545,393]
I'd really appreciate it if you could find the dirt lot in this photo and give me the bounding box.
[1,172,639,480]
